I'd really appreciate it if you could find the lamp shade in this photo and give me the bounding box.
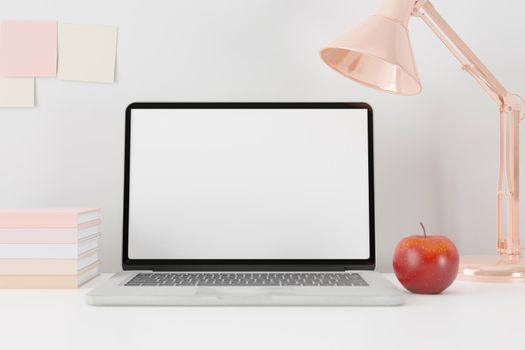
[320,0,421,95]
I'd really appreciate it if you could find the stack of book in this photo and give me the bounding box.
[0,208,100,288]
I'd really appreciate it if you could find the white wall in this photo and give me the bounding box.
[1,0,524,272]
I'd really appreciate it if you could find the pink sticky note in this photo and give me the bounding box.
[0,20,57,77]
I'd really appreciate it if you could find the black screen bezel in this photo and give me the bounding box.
[122,102,375,271]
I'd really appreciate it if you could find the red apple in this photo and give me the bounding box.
[393,222,459,294]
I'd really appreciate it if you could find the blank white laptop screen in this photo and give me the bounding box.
[128,108,371,260]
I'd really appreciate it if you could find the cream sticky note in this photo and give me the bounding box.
[58,23,117,83]
[0,77,34,107]
[0,21,57,77]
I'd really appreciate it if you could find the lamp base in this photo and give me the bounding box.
[458,255,525,282]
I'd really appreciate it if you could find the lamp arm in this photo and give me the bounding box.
[414,0,523,256]
[413,0,517,108]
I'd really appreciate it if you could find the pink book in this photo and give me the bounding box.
[0,219,100,243]
[0,208,99,228]
[0,249,99,274]
[0,262,100,289]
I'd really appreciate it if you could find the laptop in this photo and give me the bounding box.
[86,102,404,306]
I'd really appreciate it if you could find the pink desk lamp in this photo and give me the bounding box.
[321,0,525,282]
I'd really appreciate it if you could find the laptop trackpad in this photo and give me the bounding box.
[196,287,296,296]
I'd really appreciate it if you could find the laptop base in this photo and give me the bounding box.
[86,270,404,306]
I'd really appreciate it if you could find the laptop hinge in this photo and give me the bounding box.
[150,265,349,272]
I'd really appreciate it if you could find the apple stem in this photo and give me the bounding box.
[420,222,427,238]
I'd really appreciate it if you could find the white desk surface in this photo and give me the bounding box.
[1,273,523,350]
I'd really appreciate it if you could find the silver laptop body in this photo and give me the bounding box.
[87,102,404,306]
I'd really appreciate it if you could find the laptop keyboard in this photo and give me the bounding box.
[124,272,368,287]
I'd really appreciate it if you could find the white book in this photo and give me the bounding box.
[0,235,99,259]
